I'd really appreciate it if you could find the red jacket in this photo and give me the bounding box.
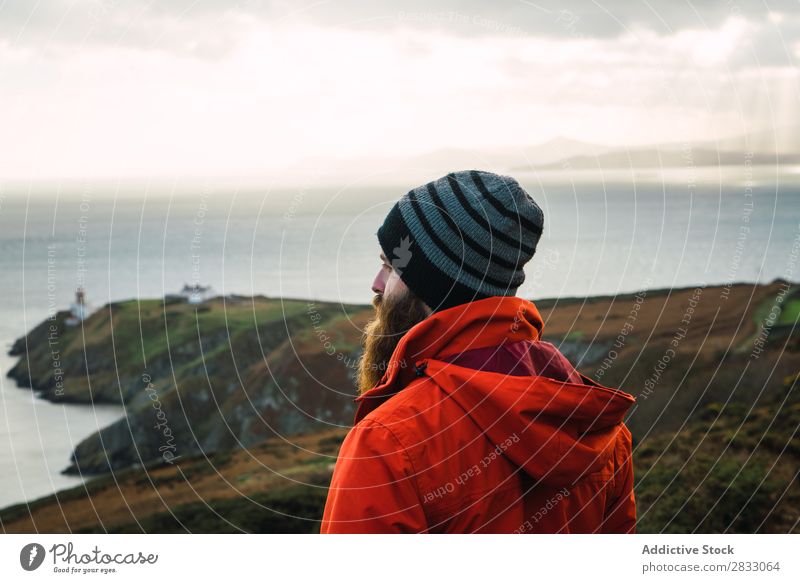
[320,296,637,533]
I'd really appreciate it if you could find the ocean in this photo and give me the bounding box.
[1,166,799,508]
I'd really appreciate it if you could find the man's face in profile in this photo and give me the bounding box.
[356,250,431,394]
[371,250,410,305]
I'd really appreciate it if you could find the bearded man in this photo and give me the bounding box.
[320,170,637,534]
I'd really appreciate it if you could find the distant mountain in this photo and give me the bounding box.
[275,126,800,183]
[713,125,800,155]
[403,137,617,171]
[275,136,616,183]
[512,125,800,171]
[520,148,800,171]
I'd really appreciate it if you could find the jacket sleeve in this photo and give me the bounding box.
[320,418,428,533]
[601,423,637,533]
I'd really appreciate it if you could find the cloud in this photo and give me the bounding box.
[243,0,800,42]
[0,0,263,58]
[0,1,796,180]
[3,0,800,51]
[1,1,798,68]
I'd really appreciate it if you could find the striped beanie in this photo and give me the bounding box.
[377,169,544,313]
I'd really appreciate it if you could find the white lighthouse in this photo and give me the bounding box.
[65,286,89,326]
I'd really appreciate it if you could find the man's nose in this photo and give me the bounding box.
[372,270,385,294]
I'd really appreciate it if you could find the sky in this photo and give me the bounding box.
[0,0,798,182]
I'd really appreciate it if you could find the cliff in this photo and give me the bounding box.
[7,295,372,474]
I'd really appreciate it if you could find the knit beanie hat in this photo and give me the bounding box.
[377,169,544,313]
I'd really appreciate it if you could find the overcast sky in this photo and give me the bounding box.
[0,0,798,181]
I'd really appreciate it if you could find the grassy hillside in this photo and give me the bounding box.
[634,370,800,533]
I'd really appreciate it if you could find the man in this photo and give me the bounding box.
[320,170,636,533]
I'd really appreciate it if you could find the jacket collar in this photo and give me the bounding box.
[353,295,544,423]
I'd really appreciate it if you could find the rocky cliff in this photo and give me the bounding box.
[7,295,372,474]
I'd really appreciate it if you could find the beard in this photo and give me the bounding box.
[356,287,431,395]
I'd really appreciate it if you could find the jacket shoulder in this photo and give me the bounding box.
[359,376,443,428]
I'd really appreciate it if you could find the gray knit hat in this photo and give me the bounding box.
[377,170,544,313]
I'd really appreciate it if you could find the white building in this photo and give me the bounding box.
[65,287,89,326]
[179,283,215,304]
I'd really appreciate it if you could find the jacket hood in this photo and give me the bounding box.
[354,295,636,486]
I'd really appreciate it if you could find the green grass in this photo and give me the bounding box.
[778,297,800,326]
[634,372,800,533]
[735,285,798,352]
